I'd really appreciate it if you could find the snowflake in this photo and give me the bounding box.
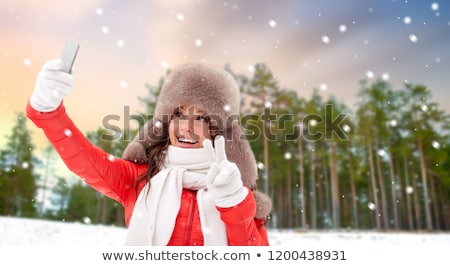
[409,34,418,43]
[116,39,125,47]
[64,129,72,137]
[101,26,110,34]
[154,120,162,129]
[24,58,32,66]
[268,19,277,28]
[119,80,128,88]
[403,16,412,25]
[176,13,184,21]
[95,8,104,16]
[321,35,330,44]
[194,39,203,47]
[161,61,169,69]
[431,2,439,11]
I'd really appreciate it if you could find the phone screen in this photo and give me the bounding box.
[60,41,79,73]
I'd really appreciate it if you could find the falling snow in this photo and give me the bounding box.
[154,120,162,128]
[101,26,110,34]
[321,35,330,44]
[432,140,440,149]
[268,19,277,28]
[409,34,418,43]
[403,16,412,24]
[194,39,203,47]
[342,124,351,133]
[95,8,104,16]
[389,119,398,127]
[116,39,125,47]
[23,58,31,66]
[107,154,115,161]
[119,80,128,88]
[63,129,72,137]
[431,2,439,11]
[161,61,169,69]
[176,13,185,21]
[366,70,375,79]
[21,161,29,169]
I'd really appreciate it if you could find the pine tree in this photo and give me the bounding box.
[47,176,71,221]
[0,112,39,217]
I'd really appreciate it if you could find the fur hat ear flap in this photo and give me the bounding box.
[253,190,272,220]
[122,141,147,164]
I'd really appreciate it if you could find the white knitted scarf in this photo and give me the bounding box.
[125,145,228,246]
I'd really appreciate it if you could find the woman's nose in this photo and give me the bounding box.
[178,119,192,133]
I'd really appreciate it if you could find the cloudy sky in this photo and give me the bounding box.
[1,0,450,153]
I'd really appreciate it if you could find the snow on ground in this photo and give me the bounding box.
[1,216,449,265]
[1,216,449,246]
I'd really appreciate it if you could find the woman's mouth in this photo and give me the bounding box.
[178,137,198,145]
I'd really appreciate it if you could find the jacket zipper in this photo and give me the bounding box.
[183,190,196,245]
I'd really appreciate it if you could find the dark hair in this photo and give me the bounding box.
[135,120,170,191]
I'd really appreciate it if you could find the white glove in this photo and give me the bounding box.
[30,59,74,112]
[203,136,248,208]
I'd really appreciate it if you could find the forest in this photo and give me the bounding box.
[1,63,449,231]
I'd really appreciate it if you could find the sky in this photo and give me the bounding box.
[0,216,449,265]
[1,0,450,155]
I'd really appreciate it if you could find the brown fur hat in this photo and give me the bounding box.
[122,63,272,219]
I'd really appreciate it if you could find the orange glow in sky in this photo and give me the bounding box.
[2,0,450,157]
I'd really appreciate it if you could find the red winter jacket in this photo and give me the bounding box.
[26,102,269,246]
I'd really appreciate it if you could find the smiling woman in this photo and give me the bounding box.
[169,105,211,149]
[26,57,272,246]
[121,63,273,245]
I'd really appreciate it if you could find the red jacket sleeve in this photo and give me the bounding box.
[26,101,148,225]
[217,188,270,246]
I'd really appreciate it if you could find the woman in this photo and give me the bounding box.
[26,59,272,246]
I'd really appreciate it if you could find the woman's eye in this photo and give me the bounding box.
[196,116,208,122]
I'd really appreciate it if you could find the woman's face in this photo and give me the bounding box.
[169,105,211,148]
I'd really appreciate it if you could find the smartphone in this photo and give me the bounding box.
[60,41,80,73]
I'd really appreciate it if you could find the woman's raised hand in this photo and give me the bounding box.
[30,59,74,112]
[203,136,248,207]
